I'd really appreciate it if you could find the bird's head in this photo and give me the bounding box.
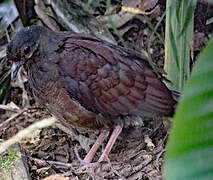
[7,25,44,80]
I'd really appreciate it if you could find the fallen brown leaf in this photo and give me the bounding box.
[43,174,69,180]
[122,0,159,15]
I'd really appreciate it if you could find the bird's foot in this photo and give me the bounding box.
[74,147,109,173]
[74,124,123,173]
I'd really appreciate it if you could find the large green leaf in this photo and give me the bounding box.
[164,36,213,180]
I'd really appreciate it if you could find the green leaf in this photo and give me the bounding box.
[164,36,213,180]
[178,0,197,38]
[168,16,180,70]
[106,0,111,15]
[175,0,182,23]
[165,0,195,92]
[86,0,94,5]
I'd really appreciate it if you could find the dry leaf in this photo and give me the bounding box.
[122,0,159,15]
[43,174,69,180]
[145,135,155,150]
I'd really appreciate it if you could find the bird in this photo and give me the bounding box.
[7,25,177,166]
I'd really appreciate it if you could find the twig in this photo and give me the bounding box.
[47,160,73,168]
[0,104,20,112]
[74,147,85,165]
[0,109,26,129]
[127,171,143,180]
[155,149,165,171]
[5,29,10,43]
[106,157,126,179]
[0,117,56,154]
[30,157,73,168]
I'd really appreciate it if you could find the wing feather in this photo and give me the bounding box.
[57,33,175,118]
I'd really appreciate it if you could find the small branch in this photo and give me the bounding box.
[0,104,20,112]
[0,117,56,154]
[30,157,74,168]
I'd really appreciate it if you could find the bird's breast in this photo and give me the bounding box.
[28,64,113,133]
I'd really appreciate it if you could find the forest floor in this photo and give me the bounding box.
[0,0,212,179]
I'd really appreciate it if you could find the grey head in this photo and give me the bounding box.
[7,25,49,79]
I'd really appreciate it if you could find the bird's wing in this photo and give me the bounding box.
[57,33,175,118]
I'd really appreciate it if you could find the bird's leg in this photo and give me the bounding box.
[83,130,109,163]
[98,124,123,162]
[76,124,123,172]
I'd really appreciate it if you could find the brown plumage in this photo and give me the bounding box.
[7,25,177,164]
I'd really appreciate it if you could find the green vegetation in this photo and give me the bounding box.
[164,34,213,180]
[164,0,196,91]
[0,149,19,170]
[164,1,213,179]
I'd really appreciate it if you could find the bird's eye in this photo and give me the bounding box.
[24,46,30,55]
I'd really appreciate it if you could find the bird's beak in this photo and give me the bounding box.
[11,61,24,80]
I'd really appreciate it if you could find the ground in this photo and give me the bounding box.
[0,0,212,179]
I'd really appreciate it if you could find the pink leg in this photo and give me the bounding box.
[83,130,109,163]
[98,124,123,162]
